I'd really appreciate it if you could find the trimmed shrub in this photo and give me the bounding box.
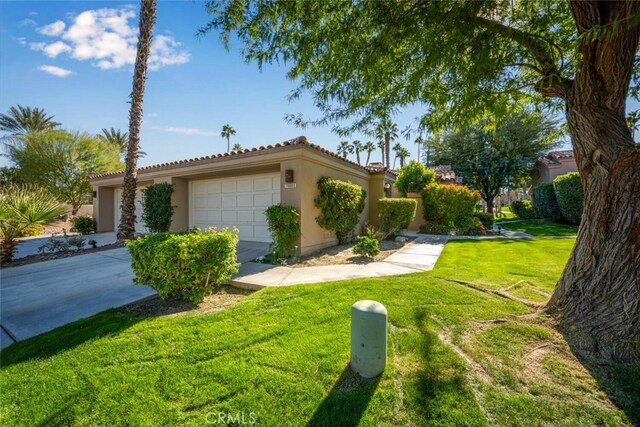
[456,216,486,236]
[315,176,366,244]
[126,228,239,303]
[472,212,494,229]
[533,182,563,222]
[394,161,435,196]
[553,172,583,224]
[510,200,538,219]
[378,198,417,235]
[419,222,455,235]
[141,183,174,233]
[422,183,480,226]
[352,235,380,258]
[265,204,300,261]
[70,215,95,235]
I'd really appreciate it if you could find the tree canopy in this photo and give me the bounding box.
[0,105,60,136]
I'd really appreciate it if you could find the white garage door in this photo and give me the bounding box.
[189,173,280,242]
[114,187,148,234]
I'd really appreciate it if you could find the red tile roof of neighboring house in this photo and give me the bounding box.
[88,136,395,180]
[428,164,457,181]
[538,150,575,165]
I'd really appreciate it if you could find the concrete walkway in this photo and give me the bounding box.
[232,235,447,290]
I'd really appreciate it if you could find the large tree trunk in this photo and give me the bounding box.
[485,197,494,214]
[546,1,640,362]
[117,0,156,241]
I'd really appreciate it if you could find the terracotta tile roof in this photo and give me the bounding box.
[88,136,394,180]
[428,164,457,181]
[538,150,575,165]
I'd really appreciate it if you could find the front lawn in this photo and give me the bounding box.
[499,219,579,236]
[1,239,637,426]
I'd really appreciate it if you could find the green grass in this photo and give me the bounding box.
[1,239,638,426]
[499,219,579,236]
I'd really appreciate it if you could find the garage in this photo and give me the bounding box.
[189,172,280,242]
[114,187,148,234]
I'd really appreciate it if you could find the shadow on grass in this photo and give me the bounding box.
[306,363,380,427]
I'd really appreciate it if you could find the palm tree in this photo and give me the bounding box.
[98,128,146,160]
[0,105,60,136]
[336,140,353,158]
[363,141,376,165]
[393,144,411,168]
[377,140,385,166]
[0,184,65,263]
[351,140,363,164]
[221,124,236,152]
[375,117,399,168]
[414,135,424,164]
[232,143,243,151]
[118,0,156,242]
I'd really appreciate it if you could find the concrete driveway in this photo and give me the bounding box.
[0,241,269,350]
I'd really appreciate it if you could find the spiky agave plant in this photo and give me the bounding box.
[0,185,65,263]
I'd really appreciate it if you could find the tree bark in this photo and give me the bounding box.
[117,0,156,241]
[546,1,640,362]
[485,197,494,214]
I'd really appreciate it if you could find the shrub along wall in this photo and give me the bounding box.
[422,183,480,227]
[394,161,435,196]
[314,176,366,244]
[377,198,417,235]
[553,172,583,224]
[141,183,174,233]
[265,204,300,261]
[533,182,563,222]
[126,228,239,303]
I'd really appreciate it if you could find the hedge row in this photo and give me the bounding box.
[378,198,417,235]
[553,172,583,224]
[314,176,366,244]
[422,183,480,227]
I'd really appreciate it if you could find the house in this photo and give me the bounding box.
[429,165,462,184]
[531,150,578,186]
[88,136,396,255]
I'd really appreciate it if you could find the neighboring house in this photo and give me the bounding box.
[89,136,396,255]
[429,165,463,184]
[531,150,578,187]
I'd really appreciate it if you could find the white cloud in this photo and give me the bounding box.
[152,126,216,137]
[15,37,27,46]
[26,8,189,71]
[39,65,74,77]
[19,18,37,27]
[38,20,66,36]
[29,12,39,16]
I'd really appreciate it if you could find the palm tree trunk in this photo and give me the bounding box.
[366,151,371,165]
[355,149,360,165]
[118,0,156,242]
[384,133,390,168]
[226,136,230,152]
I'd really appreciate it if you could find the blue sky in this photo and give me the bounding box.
[0,0,428,168]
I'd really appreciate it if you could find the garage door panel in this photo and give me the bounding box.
[190,173,280,242]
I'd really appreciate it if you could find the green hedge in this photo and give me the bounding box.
[352,235,380,258]
[472,212,494,229]
[378,198,417,235]
[70,216,95,235]
[422,183,480,226]
[126,228,239,303]
[265,204,300,261]
[533,182,563,222]
[141,183,174,233]
[314,176,366,244]
[394,161,435,196]
[510,200,538,220]
[553,172,583,224]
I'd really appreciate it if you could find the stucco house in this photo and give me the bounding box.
[88,136,396,255]
[531,150,578,187]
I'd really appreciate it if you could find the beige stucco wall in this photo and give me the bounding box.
[94,186,114,232]
[533,159,578,187]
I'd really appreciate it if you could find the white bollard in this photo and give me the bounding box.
[350,300,387,378]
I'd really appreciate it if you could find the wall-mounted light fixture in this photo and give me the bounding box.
[384,183,391,190]
[285,169,294,183]
[92,190,97,198]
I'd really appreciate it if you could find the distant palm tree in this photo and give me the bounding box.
[377,140,385,166]
[98,128,146,160]
[414,135,424,164]
[232,143,243,151]
[363,141,376,165]
[393,143,411,168]
[0,105,60,136]
[627,111,639,139]
[221,124,236,152]
[375,117,398,168]
[351,140,363,164]
[118,0,156,242]
[337,140,353,158]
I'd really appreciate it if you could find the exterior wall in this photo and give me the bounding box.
[93,186,114,232]
[532,159,578,186]
[406,194,423,231]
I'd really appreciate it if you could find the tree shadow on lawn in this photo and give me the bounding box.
[306,363,381,427]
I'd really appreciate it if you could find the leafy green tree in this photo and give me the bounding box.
[202,0,640,360]
[0,105,60,136]
[437,113,559,213]
[363,141,376,165]
[5,130,122,215]
[375,117,398,168]
[98,128,146,160]
[0,167,22,187]
[0,184,65,263]
[336,140,353,158]
[627,111,639,139]
[221,124,236,152]
[119,0,156,242]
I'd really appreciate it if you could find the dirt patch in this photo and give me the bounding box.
[2,242,124,268]
[123,285,252,318]
[293,238,412,267]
